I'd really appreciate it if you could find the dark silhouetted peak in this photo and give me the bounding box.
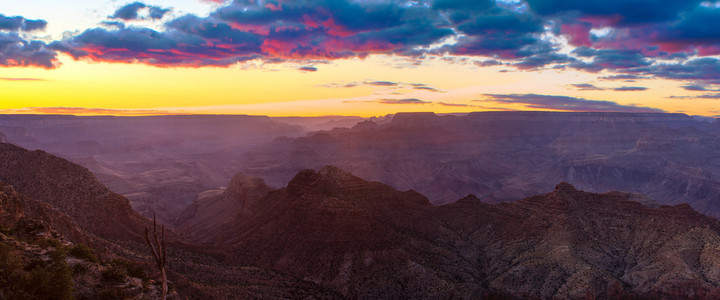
[554,182,577,192]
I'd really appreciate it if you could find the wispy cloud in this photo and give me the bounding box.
[483,94,664,113]
[570,83,604,91]
[0,77,45,81]
[298,66,317,72]
[376,98,431,105]
[613,86,648,91]
[0,107,171,116]
[668,94,720,99]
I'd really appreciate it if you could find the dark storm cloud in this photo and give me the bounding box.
[484,93,664,112]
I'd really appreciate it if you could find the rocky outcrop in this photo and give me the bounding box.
[175,172,272,243]
[435,181,720,298]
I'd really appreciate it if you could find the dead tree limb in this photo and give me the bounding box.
[145,213,168,300]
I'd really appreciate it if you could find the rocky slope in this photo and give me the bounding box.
[175,166,720,298]
[0,142,151,242]
[1,182,164,299]
[240,112,720,217]
[0,114,306,225]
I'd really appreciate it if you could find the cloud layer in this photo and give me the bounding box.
[3,0,720,100]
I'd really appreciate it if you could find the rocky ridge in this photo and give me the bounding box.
[184,166,720,298]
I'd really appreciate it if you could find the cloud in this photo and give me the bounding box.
[366,81,398,86]
[376,98,431,104]
[412,85,441,92]
[613,86,648,91]
[571,83,604,91]
[569,48,652,72]
[436,102,483,107]
[112,2,147,20]
[298,66,317,72]
[475,59,503,67]
[53,0,457,66]
[681,84,720,92]
[0,14,47,32]
[50,23,262,66]
[321,80,443,92]
[1,32,58,68]
[7,0,720,89]
[598,74,649,81]
[111,2,170,20]
[483,93,664,112]
[624,57,720,84]
[525,0,702,24]
[669,93,720,100]
[0,107,170,116]
[0,77,45,81]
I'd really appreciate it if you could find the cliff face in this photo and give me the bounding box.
[175,172,272,243]
[240,112,720,217]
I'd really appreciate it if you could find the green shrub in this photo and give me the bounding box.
[68,244,98,262]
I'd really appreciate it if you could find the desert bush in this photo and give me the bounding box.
[68,243,98,262]
[102,264,127,283]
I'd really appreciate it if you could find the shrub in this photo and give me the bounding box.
[36,238,62,249]
[68,244,98,262]
[102,264,127,283]
[111,259,148,280]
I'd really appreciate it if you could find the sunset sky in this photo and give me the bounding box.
[1,0,720,117]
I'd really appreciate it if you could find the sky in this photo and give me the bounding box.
[1,0,720,117]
